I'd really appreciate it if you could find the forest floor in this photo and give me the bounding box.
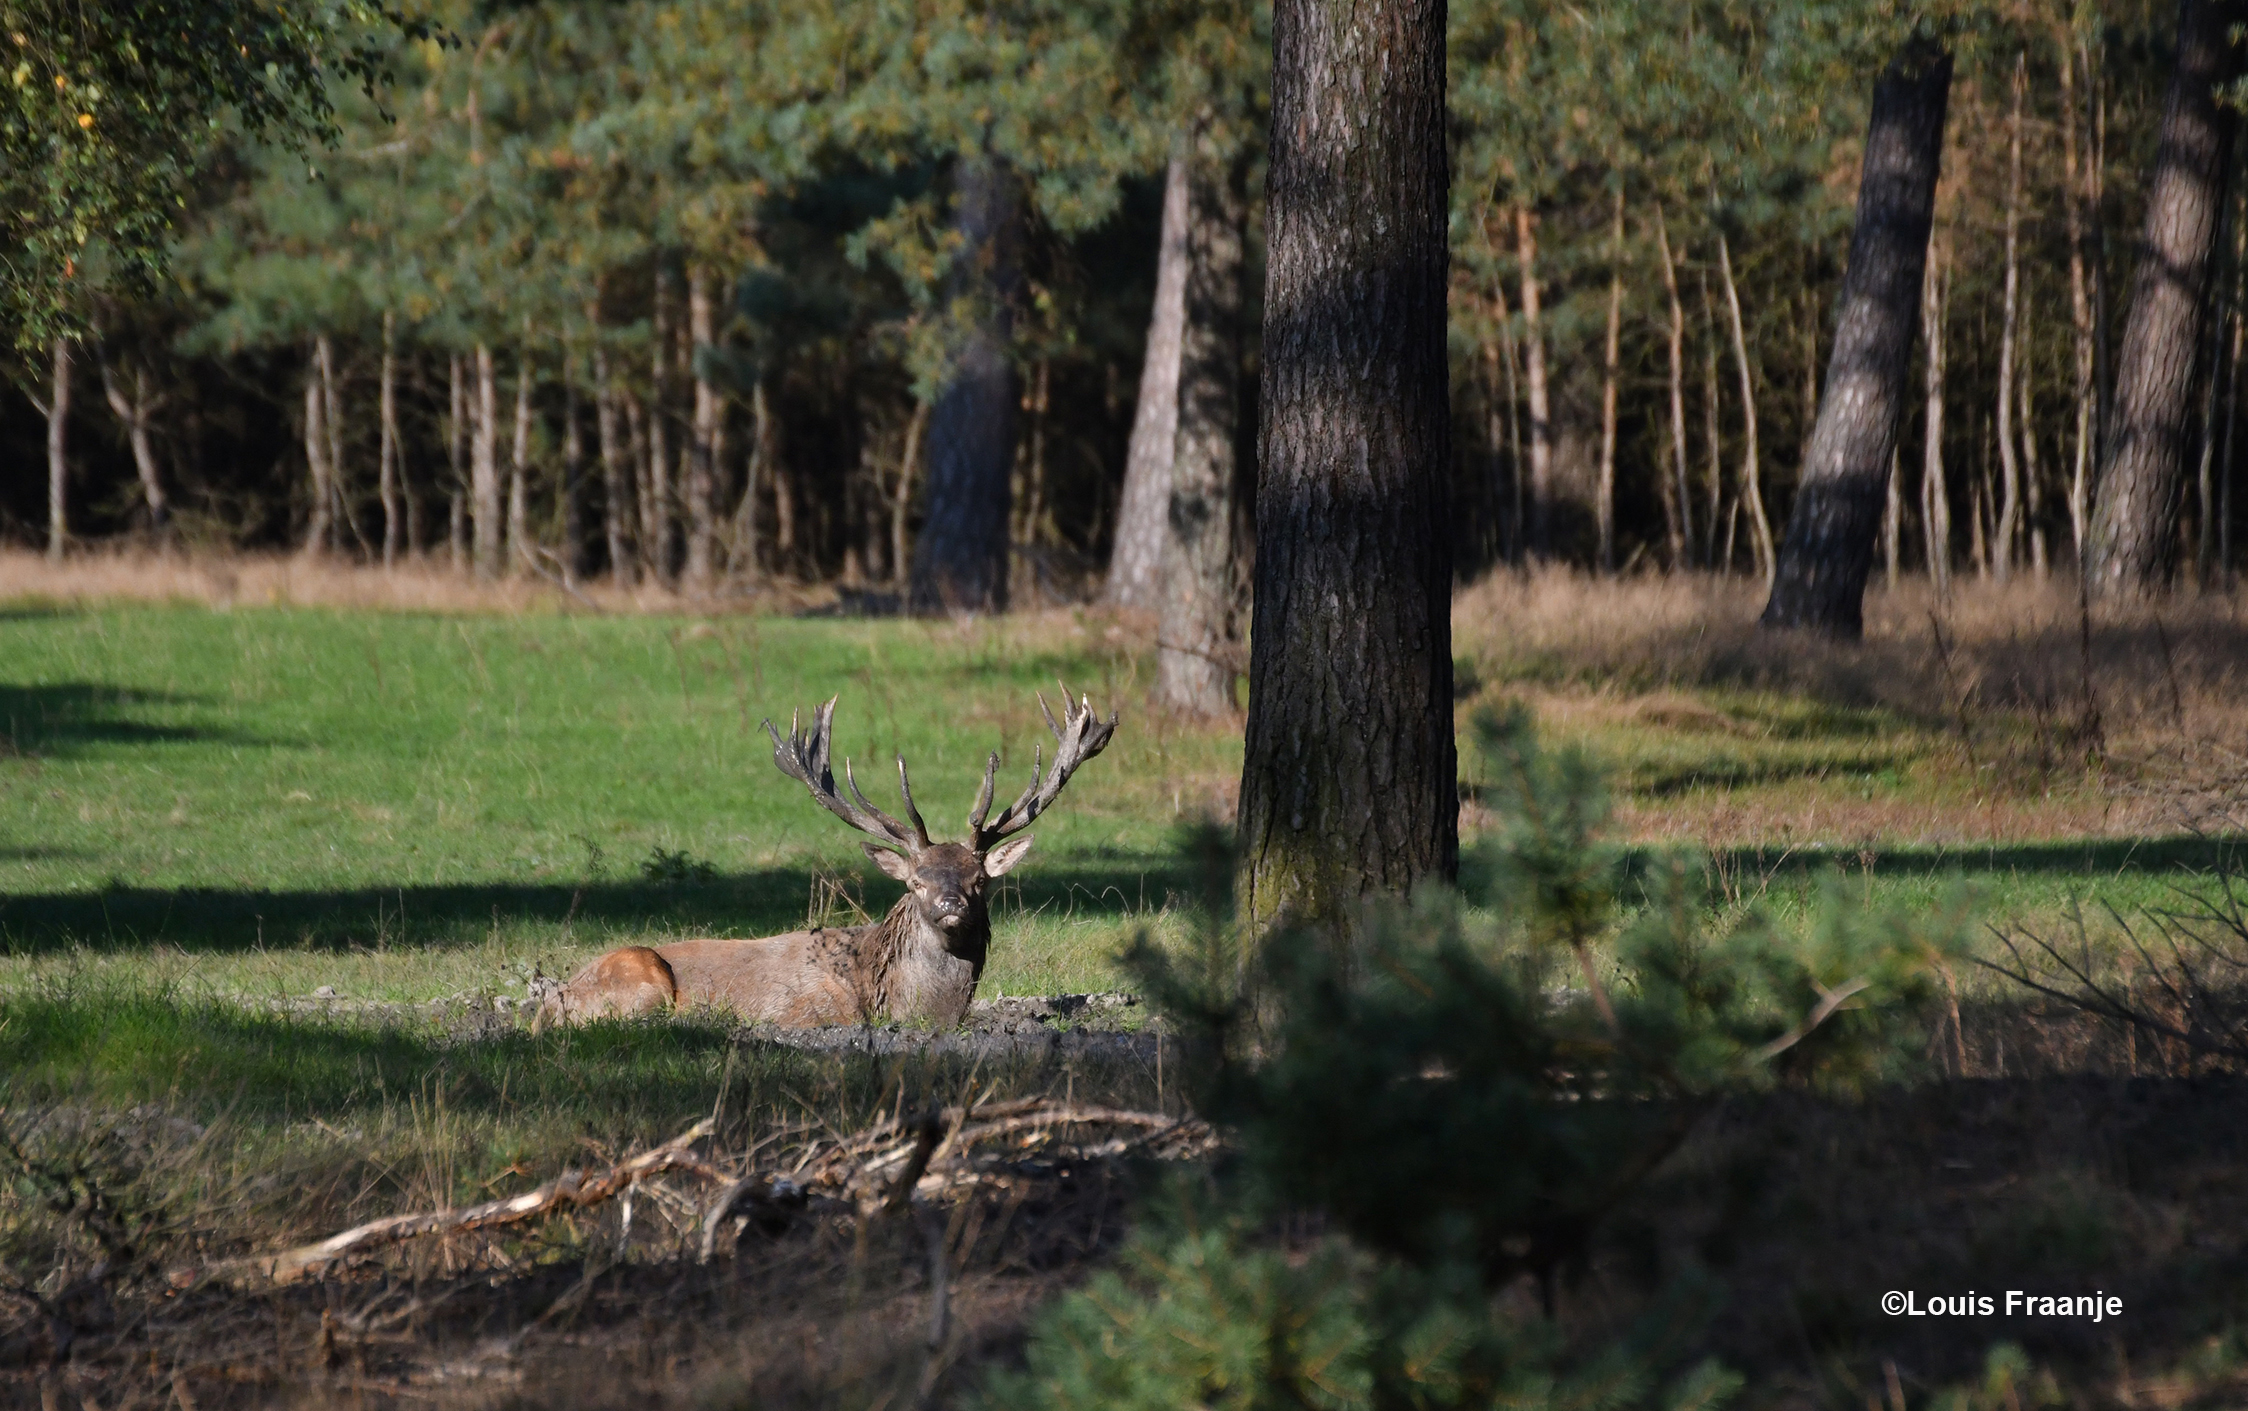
[4,551,2248,1407]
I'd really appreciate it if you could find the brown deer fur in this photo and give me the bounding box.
[537,693,1111,1030]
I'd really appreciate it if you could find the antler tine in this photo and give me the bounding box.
[966,751,1000,836]
[971,688,1118,849]
[892,754,932,848]
[761,697,916,852]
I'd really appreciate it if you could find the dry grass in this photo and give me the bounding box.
[1454,568,2248,848]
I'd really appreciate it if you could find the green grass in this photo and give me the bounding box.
[0,603,1236,1001]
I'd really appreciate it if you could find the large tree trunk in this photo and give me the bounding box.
[44,337,69,562]
[2085,0,2245,599]
[1106,149,1191,610]
[472,341,502,580]
[685,264,722,593]
[1156,124,1247,716]
[96,352,167,533]
[1238,0,1455,934]
[592,340,635,585]
[1655,209,1692,567]
[910,156,1023,613]
[1994,53,2026,583]
[1759,37,1952,635]
[379,311,401,568]
[1516,206,1553,558]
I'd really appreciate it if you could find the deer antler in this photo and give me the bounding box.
[764,697,931,852]
[969,684,1118,850]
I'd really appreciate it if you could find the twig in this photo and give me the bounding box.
[1750,976,1874,1063]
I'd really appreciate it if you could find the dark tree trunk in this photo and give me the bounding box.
[592,339,635,585]
[910,156,1023,613]
[1238,0,1455,934]
[472,342,502,580]
[685,263,721,593]
[379,312,400,567]
[562,342,587,586]
[2085,0,2245,599]
[44,337,69,562]
[1156,124,1247,716]
[1760,37,1952,637]
[1106,148,1191,610]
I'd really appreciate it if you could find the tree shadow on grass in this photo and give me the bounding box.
[0,682,263,757]
[0,856,1194,956]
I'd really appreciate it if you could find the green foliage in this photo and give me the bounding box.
[998,706,1971,1408]
[0,0,434,349]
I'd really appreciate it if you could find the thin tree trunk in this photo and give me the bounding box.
[1493,277,1525,564]
[472,341,502,580]
[1597,187,1625,574]
[1019,357,1052,549]
[891,396,924,588]
[1516,206,1553,559]
[508,326,532,574]
[2225,215,2246,581]
[646,267,675,584]
[1995,53,2026,584]
[729,378,771,580]
[1759,36,1952,633]
[1239,0,1454,933]
[562,341,585,588]
[1883,446,1902,588]
[592,340,634,585]
[301,341,332,559]
[2062,27,2097,564]
[910,156,1023,612]
[1700,272,1724,570]
[2022,297,2050,580]
[1655,209,1692,567]
[379,312,401,568]
[1716,232,1774,586]
[1923,237,1953,594]
[685,263,721,593]
[447,352,467,572]
[1157,124,1247,716]
[45,337,69,562]
[318,334,367,558]
[1106,147,1191,610]
[96,352,167,533]
[2086,0,2244,598]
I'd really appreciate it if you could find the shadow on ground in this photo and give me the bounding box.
[0,857,1194,954]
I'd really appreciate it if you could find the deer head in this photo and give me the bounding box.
[762,690,1117,952]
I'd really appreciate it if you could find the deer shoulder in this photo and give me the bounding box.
[543,689,1114,1030]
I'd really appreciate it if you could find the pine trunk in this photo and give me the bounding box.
[910,156,1022,613]
[892,397,924,587]
[685,264,722,592]
[1597,188,1624,574]
[1238,0,1455,934]
[1156,125,1246,716]
[562,343,586,587]
[447,353,467,572]
[1717,233,1774,585]
[2085,0,2245,599]
[2062,30,2097,563]
[379,312,401,568]
[46,337,69,562]
[646,270,675,584]
[1656,209,1692,566]
[1923,241,1953,593]
[508,331,532,574]
[1106,147,1191,610]
[472,342,502,580]
[1994,54,2025,583]
[97,354,167,533]
[1759,37,1952,634]
[592,341,635,585]
[1516,206,1553,558]
[301,341,331,559]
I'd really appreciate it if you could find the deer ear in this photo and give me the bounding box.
[983,835,1035,877]
[863,843,913,881]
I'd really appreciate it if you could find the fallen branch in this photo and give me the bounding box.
[180,1118,718,1287]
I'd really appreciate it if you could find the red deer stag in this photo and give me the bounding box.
[536,690,1116,1029]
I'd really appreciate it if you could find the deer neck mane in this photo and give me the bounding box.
[853,893,986,1024]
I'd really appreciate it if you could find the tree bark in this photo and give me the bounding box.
[379,311,401,568]
[96,351,167,533]
[45,337,69,562]
[508,328,532,574]
[446,353,466,572]
[1655,209,1693,567]
[1759,37,1951,635]
[2062,28,2097,563]
[910,156,1023,613]
[562,341,586,587]
[592,340,635,585]
[2086,0,2245,599]
[319,334,365,557]
[685,263,722,593]
[1700,271,1724,569]
[1922,238,1953,593]
[1995,53,2026,583]
[1516,206,1553,558]
[301,341,332,559]
[1238,0,1455,934]
[646,268,676,584]
[472,341,502,580]
[1157,125,1247,716]
[1597,187,1624,574]
[891,396,924,587]
[1717,233,1774,585]
[1105,147,1191,610]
